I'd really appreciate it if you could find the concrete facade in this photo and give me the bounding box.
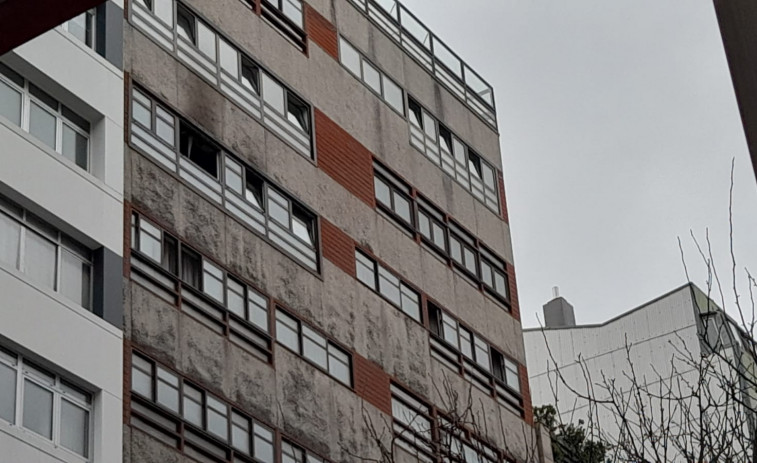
[123,0,547,462]
[0,2,124,462]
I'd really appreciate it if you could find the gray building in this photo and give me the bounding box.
[0,2,125,462]
[122,0,550,462]
[524,283,757,461]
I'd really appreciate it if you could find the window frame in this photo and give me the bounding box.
[0,197,93,310]
[0,65,91,172]
[372,161,510,306]
[354,249,422,323]
[274,307,353,387]
[62,8,96,49]
[130,211,274,360]
[0,347,93,459]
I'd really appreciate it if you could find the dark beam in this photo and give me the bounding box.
[713,0,757,183]
[0,0,106,55]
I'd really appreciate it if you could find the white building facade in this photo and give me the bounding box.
[0,2,125,462]
[524,283,757,461]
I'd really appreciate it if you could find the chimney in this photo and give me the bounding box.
[543,286,576,328]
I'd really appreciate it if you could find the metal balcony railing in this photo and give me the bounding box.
[349,0,497,128]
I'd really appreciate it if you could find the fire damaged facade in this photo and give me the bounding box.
[121,0,549,462]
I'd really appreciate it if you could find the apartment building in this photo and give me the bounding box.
[118,0,551,461]
[0,1,125,462]
[524,284,757,460]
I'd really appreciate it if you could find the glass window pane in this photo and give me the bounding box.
[177,7,196,43]
[356,252,375,288]
[394,195,411,223]
[61,125,88,170]
[22,380,53,439]
[24,231,56,289]
[383,76,404,113]
[225,163,243,194]
[494,271,507,298]
[207,396,228,440]
[463,248,477,275]
[0,213,20,269]
[219,39,238,76]
[232,419,251,454]
[227,279,245,318]
[132,98,151,128]
[374,177,391,207]
[0,80,22,126]
[66,13,89,45]
[202,261,224,302]
[182,387,203,426]
[292,215,312,245]
[60,400,89,457]
[276,312,300,352]
[29,102,57,149]
[302,327,327,369]
[197,21,217,60]
[283,0,303,27]
[339,38,361,76]
[362,61,381,94]
[154,0,173,24]
[139,221,162,262]
[431,223,445,249]
[262,74,285,114]
[156,108,175,144]
[378,268,400,306]
[418,212,430,238]
[0,362,16,423]
[241,59,260,94]
[248,290,269,331]
[268,196,290,227]
[60,250,91,309]
[254,424,274,462]
[157,369,180,413]
[131,365,152,399]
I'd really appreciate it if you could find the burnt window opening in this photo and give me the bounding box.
[179,123,219,178]
[286,92,310,134]
[241,57,260,95]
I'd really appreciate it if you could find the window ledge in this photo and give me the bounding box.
[52,27,123,79]
[0,117,123,203]
[0,263,123,339]
[0,420,88,463]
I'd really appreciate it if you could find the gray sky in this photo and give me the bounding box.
[404,0,757,328]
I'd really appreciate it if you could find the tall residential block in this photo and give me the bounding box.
[0,1,125,461]
[130,0,543,461]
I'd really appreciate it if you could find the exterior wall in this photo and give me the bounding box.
[524,285,715,461]
[0,3,124,462]
[123,0,540,462]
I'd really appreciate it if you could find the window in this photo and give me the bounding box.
[407,97,499,212]
[287,93,310,134]
[275,308,352,386]
[282,439,326,463]
[261,74,312,136]
[130,352,276,461]
[391,385,434,458]
[63,9,95,48]
[0,196,92,309]
[355,250,421,322]
[0,347,92,458]
[339,36,406,114]
[176,4,196,43]
[374,165,413,227]
[428,302,523,416]
[373,161,510,305]
[179,122,219,178]
[130,87,319,271]
[131,212,273,355]
[0,64,91,171]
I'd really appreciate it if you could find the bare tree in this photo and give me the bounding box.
[536,159,757,462]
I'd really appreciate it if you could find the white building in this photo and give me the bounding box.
[0,2,124,461]
[524,283,757,461]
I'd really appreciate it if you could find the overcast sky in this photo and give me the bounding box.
[403,0,757,328]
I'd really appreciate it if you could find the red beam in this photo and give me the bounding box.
[0,0,106,55]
